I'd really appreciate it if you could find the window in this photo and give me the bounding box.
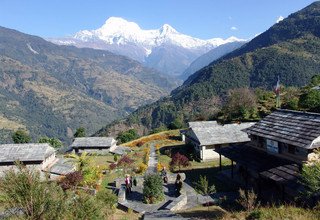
[288,145,295,154]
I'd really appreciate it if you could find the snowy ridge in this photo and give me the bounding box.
[72,17,245,54]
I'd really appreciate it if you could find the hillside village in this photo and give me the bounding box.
[1,1,320,220]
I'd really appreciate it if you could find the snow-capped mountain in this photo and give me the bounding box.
[50,17,245,76]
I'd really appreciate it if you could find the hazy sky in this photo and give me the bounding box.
[0,0,316,39]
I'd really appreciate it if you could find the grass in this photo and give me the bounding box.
[111,208,141,220]
[177,205,228,219]
[177,204,320,220]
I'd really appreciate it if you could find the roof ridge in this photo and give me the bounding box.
[276,109,320,117]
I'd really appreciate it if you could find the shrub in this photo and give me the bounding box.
[157,162,164,172]
[117,129,139,143]
[59,171,83,191]
[136,141,145,147]
[114,154,118,162]
[137,163,148,174]
[169,152,191,171]
[38,136,63,149]
[237,188,259,212]
[74,127,86,138]
[0,163,66,219]
[96,189,117,217]
[82,166,101,187]
[109,163,117,170]
[12,129,31,143]
[65,191,103,219]
[143,174,165,204]
[247,210,262,220]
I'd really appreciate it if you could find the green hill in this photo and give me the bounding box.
[0,27,177,143]
[95,1,320,137]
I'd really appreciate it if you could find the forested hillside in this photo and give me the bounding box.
[0,27,177,143]
[95,2,320,137]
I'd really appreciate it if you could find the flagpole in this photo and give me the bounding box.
[275,76,281,108]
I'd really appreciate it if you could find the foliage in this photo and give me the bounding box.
[143,174,165,204]
[74,127,86,138]
[114,154,118,162]
[137,163,148,174]
[169,152,191,171]
[168,117,183,130]
[96,188,118,217]
[117,129,139,143]
[117,155,135,173]
[300,149,320,198]
[11,129,31,143]
[59,171,83,191]
[222,88,259,121]
[109,163,117,170]
[0,163,66,219]
[82,165,101,187]
[194,175,216,196]
[65,191,104,220]
[38,136,63,149]
[299,89,320,112]
[237,188,259,212]
[65,152,91,172]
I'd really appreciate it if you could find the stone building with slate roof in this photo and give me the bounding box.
[244,109,320,164]
[0,143,56,176]
[71,137,129,155]
[184,121,254,161]
[217,109,320,201]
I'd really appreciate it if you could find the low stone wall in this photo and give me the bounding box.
[118,185,126,203]
[166,184,188,211]
[167,173,186,183]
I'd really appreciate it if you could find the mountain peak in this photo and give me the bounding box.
[100,16,141,33]
[160,24,177,35]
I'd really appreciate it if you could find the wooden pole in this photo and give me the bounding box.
[219,153,222,171]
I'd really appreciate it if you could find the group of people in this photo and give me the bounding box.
[161,167,182,196]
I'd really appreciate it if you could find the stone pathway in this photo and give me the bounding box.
[145,143,157,175]
[117,143,217,219]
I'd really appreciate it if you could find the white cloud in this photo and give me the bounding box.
[276,16,284,23]
[230,26,238,31]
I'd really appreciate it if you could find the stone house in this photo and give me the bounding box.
[0,143,56,177]
[184,121,254,161]
[71,137,130,155]
[217,109,320,200]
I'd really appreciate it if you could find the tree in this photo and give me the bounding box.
[299,90,320,112]
[0,163,66,219]
[168,118,183,130]
[65,152,91,172]
[11,129,31,143]
[169,152,191,171]
[74,127,86,138]
[300,149,320,199]
[38,136,63,149]
[194,175,216,209]
[117,129,139,143]
[143,174,164,204]
[223,88,258,121]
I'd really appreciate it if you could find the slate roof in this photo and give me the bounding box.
[188,121,218,128]
[0,143,54,163]
[189,122,255,146]
[71,137,116,148]
[48,158,75,175]
[244,109,320,149]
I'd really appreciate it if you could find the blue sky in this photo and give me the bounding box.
[0,0,316,39]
